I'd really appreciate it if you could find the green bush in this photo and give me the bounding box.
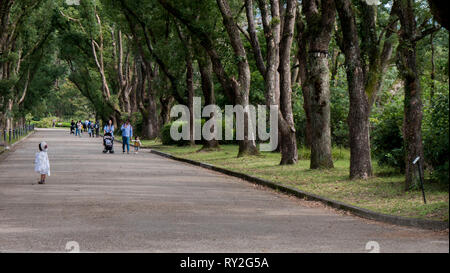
[130,112,143,137]
[330,85,350,147]
[371,99,405,172]
[31,116,59,128]
[160,118,237,145]
[423,92,449,184]
[161,121,190,146]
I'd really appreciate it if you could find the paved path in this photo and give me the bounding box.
[0,129,448,252]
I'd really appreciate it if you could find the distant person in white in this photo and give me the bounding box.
[35,141,50,184]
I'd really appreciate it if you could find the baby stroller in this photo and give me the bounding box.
[103,132,115,153]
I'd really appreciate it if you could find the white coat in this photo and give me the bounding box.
[35,151,50,176]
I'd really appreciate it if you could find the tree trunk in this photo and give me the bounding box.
[278,0,298,165]
[137,58,159,140]
[347,70,372,179]
[6,98,12,131]
[254,0,281,152]
[295,17,313,148]
[308,52,334,168]
[217,0,258,157]
[303,0,335,169]
[158,0,258,156]
[198,53,220,150]
[186,53,195,146]
[336,0,373,179]
[159,94,174,129]
[395,0,424,190]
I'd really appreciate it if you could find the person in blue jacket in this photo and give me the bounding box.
[121,119,133,154]
[103,119,114,136]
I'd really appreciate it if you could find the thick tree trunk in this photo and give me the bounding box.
[198,53,220,150]
[347,69,372,179]
[159,95,174,129]
[6,98,12,131]
[303,0,335,169]
[395,0,424,190]
[130,85,138,114]
[217,0,258,157]
[142,109,158,139]
[295,12,312,147]
[141,73,159,139]
[235,92,259,157]
[336,0,373,179]
[308,53,334,168]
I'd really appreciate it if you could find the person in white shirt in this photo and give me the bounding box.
[35,141,50,184]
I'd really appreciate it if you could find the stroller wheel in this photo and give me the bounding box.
[103,150,107,153]
[110,150,114,154]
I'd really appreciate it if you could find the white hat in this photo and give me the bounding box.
[40,141,48,152]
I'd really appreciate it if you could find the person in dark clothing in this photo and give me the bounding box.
[95,121,100,137]
[70,120,75,135]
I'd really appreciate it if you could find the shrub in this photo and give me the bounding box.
[31,116,59,128]
[131,112,143,137]
[161,121,190,146]
[160,118,237,146]
[371,99,405,172]
[330,85,350,147]
[423,92,449,184]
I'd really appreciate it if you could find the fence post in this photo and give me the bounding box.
[3,130,6,143]
[9,129,12,143]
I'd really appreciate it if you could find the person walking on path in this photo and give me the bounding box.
[121,119,133,154]
[70,120,75,135]
[90,122,95,138]
[34,141,50,184]
[95,120,100,137]
[88,120,94,138]
[76,120,82,137]
[131,136,142,154]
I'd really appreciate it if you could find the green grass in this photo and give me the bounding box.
[146,142,449,221]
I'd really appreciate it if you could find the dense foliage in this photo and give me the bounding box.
[0,0,448,186]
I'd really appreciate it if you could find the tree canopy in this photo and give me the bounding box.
[0,0,448,187]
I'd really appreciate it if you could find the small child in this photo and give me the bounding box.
[131,136,142,154]
[35,141,50,184]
